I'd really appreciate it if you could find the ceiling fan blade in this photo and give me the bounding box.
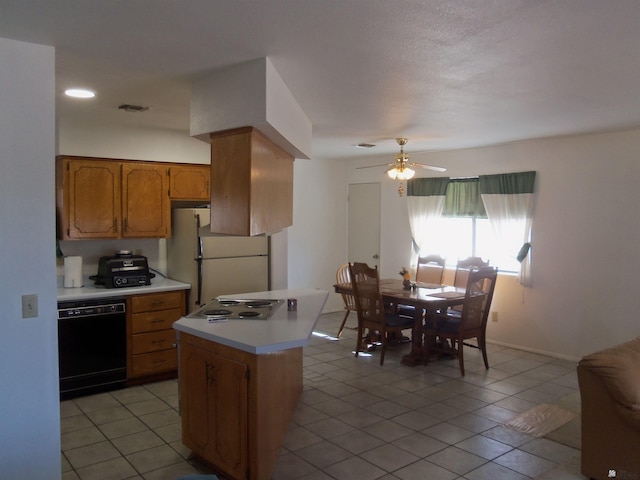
[356,163,393,170]
[411,162,447,172]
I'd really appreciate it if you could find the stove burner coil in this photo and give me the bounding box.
[203,309,232,317]
[238,311,261,318]
[244,300,273,308]
[218,300,241,306]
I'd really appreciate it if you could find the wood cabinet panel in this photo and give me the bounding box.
[209,127,293,236]
[57,158,121,239]
[57,156,179,240]
[179,332,302,480]
[181,338,248,480]
[169,164,210,200]
[129,290,184,313]
[131,330,176,354]
[130,350,178,378]
[130,308,183,334]
[121,162,170,238]
[127,290,185,380]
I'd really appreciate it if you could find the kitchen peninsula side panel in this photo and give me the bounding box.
[179,332,302,480]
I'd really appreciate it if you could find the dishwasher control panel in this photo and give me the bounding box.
[58,299,126,319]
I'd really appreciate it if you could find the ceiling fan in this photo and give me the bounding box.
[357,138,446,196]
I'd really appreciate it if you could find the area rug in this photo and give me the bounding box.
[504,404,577,437]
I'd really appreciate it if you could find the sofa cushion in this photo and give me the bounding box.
[579,337,640,413]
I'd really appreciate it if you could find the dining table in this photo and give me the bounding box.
[333,279,468,366]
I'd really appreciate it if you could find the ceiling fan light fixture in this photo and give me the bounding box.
[399,167,415,180]
[386,166,415,180]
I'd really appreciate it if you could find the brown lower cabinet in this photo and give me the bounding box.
[179,332,303,480]
[127,290,186,380]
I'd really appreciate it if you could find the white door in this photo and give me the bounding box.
[348,183,381,268]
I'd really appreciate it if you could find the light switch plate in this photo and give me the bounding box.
[22,294,38,318]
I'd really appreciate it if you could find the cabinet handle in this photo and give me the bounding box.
[151,300,165,306]
[151,319,165,324]
[206,361,216,384]
[151,339,166,346]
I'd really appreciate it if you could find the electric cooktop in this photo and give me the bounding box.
[188,298,284,322]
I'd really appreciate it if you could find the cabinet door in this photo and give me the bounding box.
[181,342,213,452]
[181,341,248,480]
[121,163,170,238]
[64,159,121,239]
[169,164,210,200]
[209,351,248,479]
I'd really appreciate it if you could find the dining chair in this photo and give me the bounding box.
[453,256,490,288]
[336,263,357,337]
[449,256,490,316]
[423,266,498,376]
[396,254,446,319]
[349,262,415,365]
[415,254,446,284]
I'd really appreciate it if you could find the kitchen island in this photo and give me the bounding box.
[173,288,328,480]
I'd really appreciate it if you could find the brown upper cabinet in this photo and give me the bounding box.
[57,156,209,240]
[168,164,210,201]
[209,127,294,236]
[57,157,123,239]
[121,161,171,238]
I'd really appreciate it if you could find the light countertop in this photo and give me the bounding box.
[173,288,329,355]
[57,276,190,302]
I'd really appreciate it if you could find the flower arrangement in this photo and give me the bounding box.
[399,267,410,281]
[399,267,412,289]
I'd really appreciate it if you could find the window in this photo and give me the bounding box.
[425,216,520,273]
[407,172,535,283]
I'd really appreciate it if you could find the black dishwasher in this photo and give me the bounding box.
[57,297,127,400]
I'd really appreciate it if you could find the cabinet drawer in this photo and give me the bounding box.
[131,307,183,333]
[130,349,177,377]
[129,291,184,313]
[132,330,177,354]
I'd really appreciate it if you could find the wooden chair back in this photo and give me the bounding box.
[460,266,498,330]
[348,262,385,328]
[348,262,414,365]
[336,263,356,311]
[415,254,446,284]
[453,256,490,288]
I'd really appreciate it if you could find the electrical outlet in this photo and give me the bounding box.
[491,311,498,322]
[22,294,38,318]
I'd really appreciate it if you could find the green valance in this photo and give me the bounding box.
[479,171,536,194]
[407,177,449,196]
[442,178,487,218]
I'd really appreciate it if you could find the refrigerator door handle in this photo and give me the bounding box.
[196,256,203,306]
[195,212,204,306]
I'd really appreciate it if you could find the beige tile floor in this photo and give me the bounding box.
[61,312,587,480]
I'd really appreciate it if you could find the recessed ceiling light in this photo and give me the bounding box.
[64,88,95,98]
[356,143,376,148]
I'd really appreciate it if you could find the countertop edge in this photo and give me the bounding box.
[57,277,191,302]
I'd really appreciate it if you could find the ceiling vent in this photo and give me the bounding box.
[118,104,149,113]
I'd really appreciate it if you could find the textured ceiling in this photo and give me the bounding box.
[2,0,640,161]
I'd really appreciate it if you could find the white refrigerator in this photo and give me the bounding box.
[167,208,269,312]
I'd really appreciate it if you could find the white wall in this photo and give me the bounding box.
[288,158,348,312]
[58,117,210,163]
[0,38,60,478]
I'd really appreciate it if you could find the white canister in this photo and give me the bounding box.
[63,256,84,288]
